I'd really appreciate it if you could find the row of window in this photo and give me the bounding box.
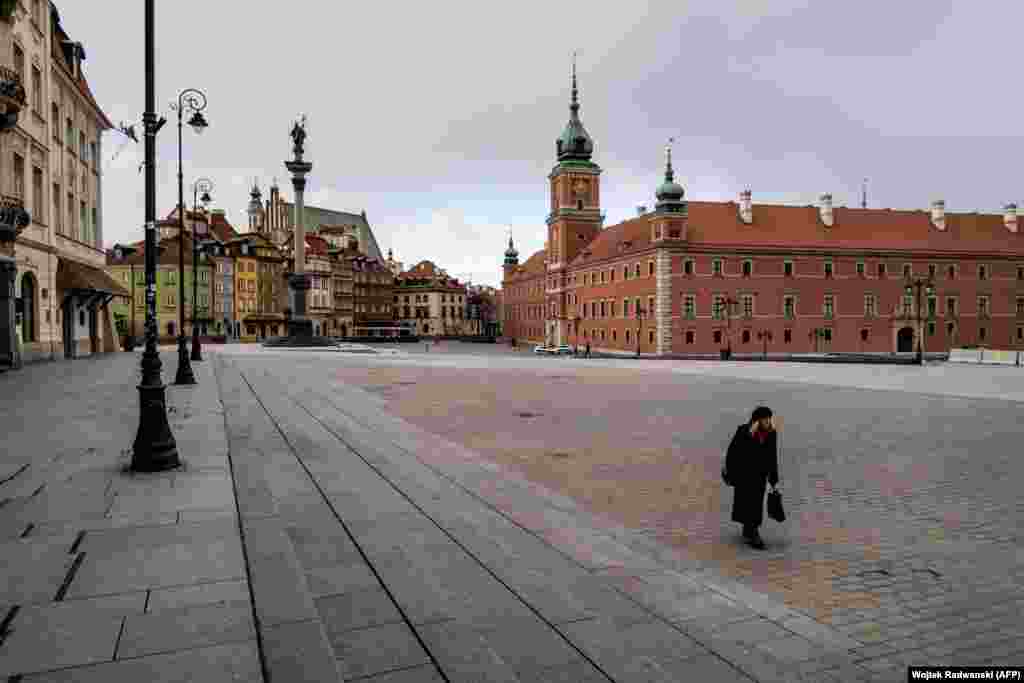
[10,155,98,246]
[119,269,211,285]
[560,261,657,290]
[516,324,1024,346]
[695,258,1023,282]
[159,294,210,307]
[508,260,1024,299]
[395,306,464,319]
[397,293,465,304]
[510,293,1024,321]
[570,328,658,345]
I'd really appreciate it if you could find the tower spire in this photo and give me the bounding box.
[655,136,685,210]
[555,50,594,162]
[570,50,579,117]
[664,137,675,183]
[503,225,519,266]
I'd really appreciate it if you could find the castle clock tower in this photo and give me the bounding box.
[545,55,602,346]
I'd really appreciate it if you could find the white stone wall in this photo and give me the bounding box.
[655,249,673,355]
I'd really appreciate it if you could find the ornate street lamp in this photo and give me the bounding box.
[190,178,213,361]
[905,277,935,365]
[170,87,208,385]
[131,0,178,471]
[635,305,646,357]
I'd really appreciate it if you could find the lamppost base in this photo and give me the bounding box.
[131,381,180,472]
[190,329,203,362]
[174,335,195,385]
[287,318,314,338]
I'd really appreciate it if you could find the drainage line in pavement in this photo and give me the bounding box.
[311,388,768,681]
[238,369,453,683]
[53,552,85,601]
[0,463,29,487]
[287,386,619,683]
[0,606,20,647]
[212,358,272,683]
[68,530,85,554]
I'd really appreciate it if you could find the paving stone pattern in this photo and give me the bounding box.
[4,347,1022,682]
[220,345,1024,683]
[0,354,262,681]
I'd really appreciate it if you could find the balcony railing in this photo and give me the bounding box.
[1,65,27,131]
[0,194,31,243]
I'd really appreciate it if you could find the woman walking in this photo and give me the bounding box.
[724,406,780,550]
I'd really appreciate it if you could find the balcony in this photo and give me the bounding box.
[0,194,31,243]
[0,65,27,131]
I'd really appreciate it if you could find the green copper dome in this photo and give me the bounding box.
[503,235,519,266]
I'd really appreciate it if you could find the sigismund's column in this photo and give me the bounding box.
[285,115,313,338]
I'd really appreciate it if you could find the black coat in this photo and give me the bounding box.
[725,424,780,526]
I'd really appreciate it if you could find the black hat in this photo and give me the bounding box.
[751,406,773,421]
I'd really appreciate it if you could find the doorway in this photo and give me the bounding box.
[897,326,915,352]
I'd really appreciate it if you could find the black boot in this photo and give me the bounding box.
[742,525,755,539]
[748,530,766,550]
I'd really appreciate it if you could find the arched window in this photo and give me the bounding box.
[20,272,36,342]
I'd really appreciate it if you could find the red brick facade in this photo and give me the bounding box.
[502,94,1024,355]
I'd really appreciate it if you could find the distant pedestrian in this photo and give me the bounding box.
[585,342,591,358]
[723,406,780,550]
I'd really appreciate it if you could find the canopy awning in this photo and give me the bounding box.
[57,258,130,299]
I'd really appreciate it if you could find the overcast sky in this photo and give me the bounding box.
[62,0,1021,287]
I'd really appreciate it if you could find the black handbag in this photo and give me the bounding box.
[767,488,785,522]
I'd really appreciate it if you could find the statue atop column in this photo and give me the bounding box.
[290,114,307,160]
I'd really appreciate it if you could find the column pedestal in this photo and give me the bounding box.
[287,272,313,338]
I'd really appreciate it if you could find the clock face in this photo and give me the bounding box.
[573,180,588,196]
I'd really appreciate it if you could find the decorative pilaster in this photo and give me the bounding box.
[0,255,19,368]
[655,249,673,355]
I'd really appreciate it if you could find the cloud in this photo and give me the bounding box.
[58,0,1022,282]
[378,208,534,287]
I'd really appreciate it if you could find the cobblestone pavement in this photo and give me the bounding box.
[244,344,1024,680]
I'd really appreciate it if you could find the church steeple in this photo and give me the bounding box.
[247,178,265,231]
[555,52,594,162]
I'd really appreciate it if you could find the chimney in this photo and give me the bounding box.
[930,199,946,230]
[819,193,834,227]
[739,189,752,224]
[1004,203,1018,233]
[636,205,647,216]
